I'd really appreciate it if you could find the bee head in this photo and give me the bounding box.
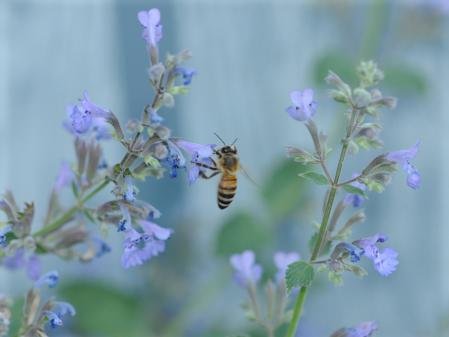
[219,145,238,154]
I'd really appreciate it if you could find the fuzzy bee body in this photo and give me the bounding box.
[216,145,239,209]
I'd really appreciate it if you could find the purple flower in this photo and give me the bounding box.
[0,226,12,247]
[35,270,59,288]
[44,301,76,329]
[26,255,42,281]
[138,9,163,47]
[230,250,262,287]
[3,248,26,269]
[123,176,137,203]
[386,141,420,189]
[150,109,164,125]
[174,67,197,85]
[353,234,398,276]
[331,321,378,337]
[54,162,75,192]
[274,251,300,283]
[65,91,110,137]
[121,221,172,269]
[286,89,317,122]
[162,141,186,178]
[373,248,399,277]
[343,174,367,207]
[176,140,216,183]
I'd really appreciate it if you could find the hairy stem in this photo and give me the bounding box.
[33,179,110,237]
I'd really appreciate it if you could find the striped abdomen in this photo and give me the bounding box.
[218,174,237,209]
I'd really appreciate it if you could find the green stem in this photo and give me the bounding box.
[285,112,355,337]
[33,179,110,237]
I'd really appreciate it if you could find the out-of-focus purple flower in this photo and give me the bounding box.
[274,251,300,283]
[286,89,317,122]
[162,141,186,178]
[174,67,197,85]
[64,91,110,137]
[121,221,172,269]
[123,176,137,203]
[343,174,367,207]
[35,270,59,289]
[150,109,164,125]
[54,162,75,192]
[353,234,398,276]
[230,250,262,287]
[373,248,398,276]
[331,321,378,337]
[93,237,111,258]
[3,248,26,269]
[26,255,42,281]
[386,141,421,189]
[138,9,163,47]
[0,226,12,247]
[44,301,76,329]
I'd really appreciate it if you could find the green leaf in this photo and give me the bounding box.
[384,64,427,94]
[299,172,329,185]
[71,181,80,198]
[215,211,271,257]
[342,184,368,198]
[285,261,314,292]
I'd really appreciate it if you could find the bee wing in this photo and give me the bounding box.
[239,164,260,188]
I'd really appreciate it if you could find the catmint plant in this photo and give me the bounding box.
[0,7,214,335]
[230,62,419,337]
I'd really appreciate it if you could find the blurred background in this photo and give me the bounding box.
[0,0,448,336]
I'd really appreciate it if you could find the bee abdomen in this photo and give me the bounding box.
[218,175,237,209]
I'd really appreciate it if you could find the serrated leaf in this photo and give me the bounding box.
[342,184,368,198]
[299,172,329,185]
[285,261,314,292]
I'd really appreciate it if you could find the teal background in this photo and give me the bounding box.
[0,1,448,337]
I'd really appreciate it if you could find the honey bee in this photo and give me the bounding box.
[196,134,242,209]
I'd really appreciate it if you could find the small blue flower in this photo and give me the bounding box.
[273,251,300,283]
[161,141,186,178]
[174,67,197,85]
[93,237,112,258]
[26,255,42,281]
[44,301,76,329]
[176,140,216,184]
[35,270,59,289]
[64,91,110,137]
[286,89,317,122]
[353,234,398,276]
[121,221,172,269]
[343,174,367,207]
[123,176,137,203]
[118,204,131,232]
[150,109,164,125]
[230,250,262,287]
[386,141,420,189]
[331,321,378,337]
[333,242,365,263]
[0,225,12,247]
[138,9,163,47]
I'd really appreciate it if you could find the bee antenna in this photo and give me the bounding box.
[231,137,238,145]
[214,132,226,145]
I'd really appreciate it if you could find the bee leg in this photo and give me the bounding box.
[192,161,218,171]
[199,171,220,179]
